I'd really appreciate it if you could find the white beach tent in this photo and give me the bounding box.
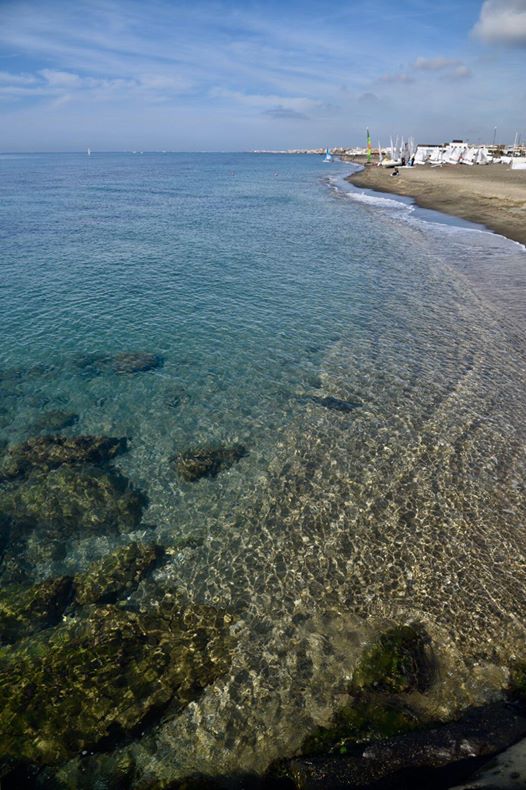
[511,157,526,170]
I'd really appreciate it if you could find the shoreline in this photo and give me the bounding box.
[346,162,526,248]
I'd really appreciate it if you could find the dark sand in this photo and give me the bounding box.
[347,163,526,246]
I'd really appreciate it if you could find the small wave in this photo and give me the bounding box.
[326,175,413,212]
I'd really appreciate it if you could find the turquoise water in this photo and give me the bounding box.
[2,153,526,783]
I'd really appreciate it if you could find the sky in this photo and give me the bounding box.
[0,0,525,151]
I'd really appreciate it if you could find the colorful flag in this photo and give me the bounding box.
[367,129,372,162]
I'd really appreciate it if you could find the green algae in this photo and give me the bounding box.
[0,576,73,645]
[74,542,165,605]
[0,597,235,767]
[351,624,433,695]
[301,696,424,756]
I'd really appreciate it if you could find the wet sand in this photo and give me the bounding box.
[347,163,526,246]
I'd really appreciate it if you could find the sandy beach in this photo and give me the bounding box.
[347,163,526,246]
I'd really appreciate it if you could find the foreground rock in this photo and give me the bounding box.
[1,435,127,480]
[174,443,248,482]
[74,542,165,605]
[351,624,434,695]
[281,703,526,789]
[300,625,434,758]
[0,576,73,645]
[0,597,235,767]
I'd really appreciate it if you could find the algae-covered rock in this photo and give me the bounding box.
[75,542,164,605]
[174,444,247,482]
[0,598,235,766]
[0,466,147,569]
[351,624,433,694]
[29,411,79,434]
[1,435,127,480]
[3,465,146,537]
[0,576,73,645]
[301,696,423,756]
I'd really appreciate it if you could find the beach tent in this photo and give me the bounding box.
[511,157,526,170]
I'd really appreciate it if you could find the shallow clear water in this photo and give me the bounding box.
[1,153,526,782]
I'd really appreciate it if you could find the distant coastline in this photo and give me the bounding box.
[346,162,526,247]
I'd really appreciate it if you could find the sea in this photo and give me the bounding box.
[1,152,526,783]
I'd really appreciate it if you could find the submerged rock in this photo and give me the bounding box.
[351,624,434,695]
[112,352,164,374]
[29,411,79,434]
[74,542,165,605]
[75,352,164,377]
[0,598,235,766]
[0,435,127,481]
[299,395,362,412]
[174,444,248,482]
[0,576,73,645]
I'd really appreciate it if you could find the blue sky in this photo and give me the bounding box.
[0,0,525,151]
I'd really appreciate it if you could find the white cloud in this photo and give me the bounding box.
[473,0,526,45]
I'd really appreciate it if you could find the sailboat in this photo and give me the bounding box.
[87,147,91,157]
[323,147,333,162]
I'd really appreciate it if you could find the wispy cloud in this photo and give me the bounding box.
[378,73,414,84]
[0,0,523,150]
[263,106,309,120]
[450,64,472,78]
[0,70,38,85]
[473,0,526,46]
[412,56,462,70]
